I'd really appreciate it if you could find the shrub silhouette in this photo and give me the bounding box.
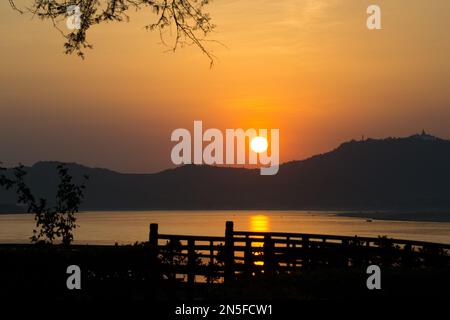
[0,163,88,246]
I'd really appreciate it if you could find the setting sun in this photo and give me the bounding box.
[250,136,268,153]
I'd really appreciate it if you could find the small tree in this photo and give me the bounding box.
[0,163,88,246]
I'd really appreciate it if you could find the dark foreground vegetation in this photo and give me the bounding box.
[0,239,448,301]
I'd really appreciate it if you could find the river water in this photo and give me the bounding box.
[0,210,449,244]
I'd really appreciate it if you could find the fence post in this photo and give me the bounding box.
[342,239,349,268]
[224,221,234,282]
[293,242,297,269]
[244,235,252,277]
[148,223,159,290]
[302,236,309,269]
[149,223,158,257]
[264,235,274,274]
[286,236,292,270]
[187,239,196,285]
[149,223,158,244]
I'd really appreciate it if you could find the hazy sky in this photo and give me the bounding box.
[1,0,449,173]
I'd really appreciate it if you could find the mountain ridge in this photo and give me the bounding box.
[2,132,450,211]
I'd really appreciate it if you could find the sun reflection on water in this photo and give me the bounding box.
[249,215,270,267]
[250,215,269,232]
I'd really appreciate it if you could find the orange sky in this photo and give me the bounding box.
[1,0,449,172]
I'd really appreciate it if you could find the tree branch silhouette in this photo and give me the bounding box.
[9,0,216,65]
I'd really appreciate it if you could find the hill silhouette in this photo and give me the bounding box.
[1,132,450,211]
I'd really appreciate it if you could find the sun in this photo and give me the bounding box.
[250,136,268,153]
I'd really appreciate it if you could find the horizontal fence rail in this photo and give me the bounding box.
[0,221,448,286]
[150,221,450,284]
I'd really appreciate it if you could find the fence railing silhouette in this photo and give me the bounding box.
[149,221,450,284]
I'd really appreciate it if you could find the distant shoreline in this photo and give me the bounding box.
[1,209,449,222]
[336,211,450,222]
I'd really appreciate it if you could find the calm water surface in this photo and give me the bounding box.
[0,211,449,244]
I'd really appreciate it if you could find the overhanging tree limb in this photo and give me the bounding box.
[9,0,216,65]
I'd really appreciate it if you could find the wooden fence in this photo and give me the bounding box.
[149,221,450,284]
